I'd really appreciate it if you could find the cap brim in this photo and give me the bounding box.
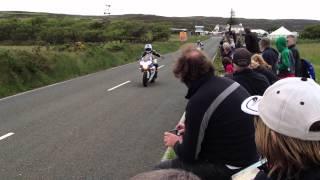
[241,96,263,116]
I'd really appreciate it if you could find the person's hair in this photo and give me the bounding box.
[173,47,214,85]
[255,118,320,180]
[223,57,233,64]
[223,42,231,51]
[251,54,271,70]
[130,169,201,180]
[287,35,297,44]
[259,38,271,48]
[245,28,251,34]
[287,34,296,39]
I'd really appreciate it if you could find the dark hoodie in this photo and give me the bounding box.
[262,47,279,74]
[276,37,295,77]
[288,44,302,77]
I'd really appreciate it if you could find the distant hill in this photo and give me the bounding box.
[0,11,319,32]
[111,14,320,32]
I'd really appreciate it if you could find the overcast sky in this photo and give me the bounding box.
[1,0,319,20]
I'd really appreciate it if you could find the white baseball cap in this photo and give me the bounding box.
[241,77,320,141]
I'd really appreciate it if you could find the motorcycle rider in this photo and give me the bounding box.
[141,44,161,78]
[196,40,204,50]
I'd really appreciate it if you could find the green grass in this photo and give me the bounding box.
[298,42,320,83]
[213,48,225,76]
[0,35,209,98]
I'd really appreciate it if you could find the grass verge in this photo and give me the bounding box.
[298,42,320,83]
[0,35,209,98]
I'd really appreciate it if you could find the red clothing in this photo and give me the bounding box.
[278,72,295,79]
[225,64,234,74]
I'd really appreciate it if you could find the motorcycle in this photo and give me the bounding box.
[139,54,157,87]
[196,43,204,50]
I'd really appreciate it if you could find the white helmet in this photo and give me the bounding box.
[144,44,152,52]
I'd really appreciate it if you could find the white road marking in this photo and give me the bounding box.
[158,65,165,69]
[0,132,14,141]
[0,62,137,102]
[107,81,131,92]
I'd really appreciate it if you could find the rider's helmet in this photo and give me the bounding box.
[144,44,153,53]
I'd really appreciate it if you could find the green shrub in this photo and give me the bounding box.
[301,24,320,39]
[104,41,125,51]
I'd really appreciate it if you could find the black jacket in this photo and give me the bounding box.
[232,68,270,95]
[141,50,161,58]
[262,47,279,74]
[174,75,258,167]
[245,32,260,53]
[254,166,320,180]
[253,67,278,85]
[288,45,302,77]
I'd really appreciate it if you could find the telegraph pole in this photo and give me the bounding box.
[229,8,235,32]
[103,3,111,24]
[104,4,111,16]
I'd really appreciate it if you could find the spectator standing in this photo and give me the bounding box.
[232,48,270,95]
[287,35,302,77]
[259,38,279,74]
[223,57,234,75]
[222,42,234,59]
[244,28,260,53]
[156,47,258,180]
[251,54,278,85]
[241,77,320,180]
[276,37,295,78]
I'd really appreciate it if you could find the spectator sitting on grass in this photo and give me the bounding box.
[231,48,270,95]
[250,54,278,85]
[155,47,258,180]
[241,77,320,180]
[223,57,234,75]
[222,42,234,59]
[130,169,200,180]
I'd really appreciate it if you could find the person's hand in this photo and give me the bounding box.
[175,122,185,135]
[164,132,181,147]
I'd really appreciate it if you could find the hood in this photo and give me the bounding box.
[276,37,287,52]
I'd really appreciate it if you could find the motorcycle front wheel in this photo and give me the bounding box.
[143,71,148,87]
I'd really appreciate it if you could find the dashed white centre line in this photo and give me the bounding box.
[158,65,165,69]
[0,132,15,141]
[108,81,131,92]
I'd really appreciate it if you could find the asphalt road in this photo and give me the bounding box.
[0,37,221,180]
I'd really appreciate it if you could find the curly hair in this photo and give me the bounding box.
[251,54,271,70]
[173,47,214,85]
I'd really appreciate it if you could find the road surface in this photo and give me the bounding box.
[0,37,221,179]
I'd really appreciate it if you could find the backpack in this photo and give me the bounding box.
[301,59,316,80]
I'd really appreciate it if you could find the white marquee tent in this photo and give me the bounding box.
[268,26,295,40]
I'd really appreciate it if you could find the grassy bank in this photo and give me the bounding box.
[0,35,208,98]
[298,42,320,83]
